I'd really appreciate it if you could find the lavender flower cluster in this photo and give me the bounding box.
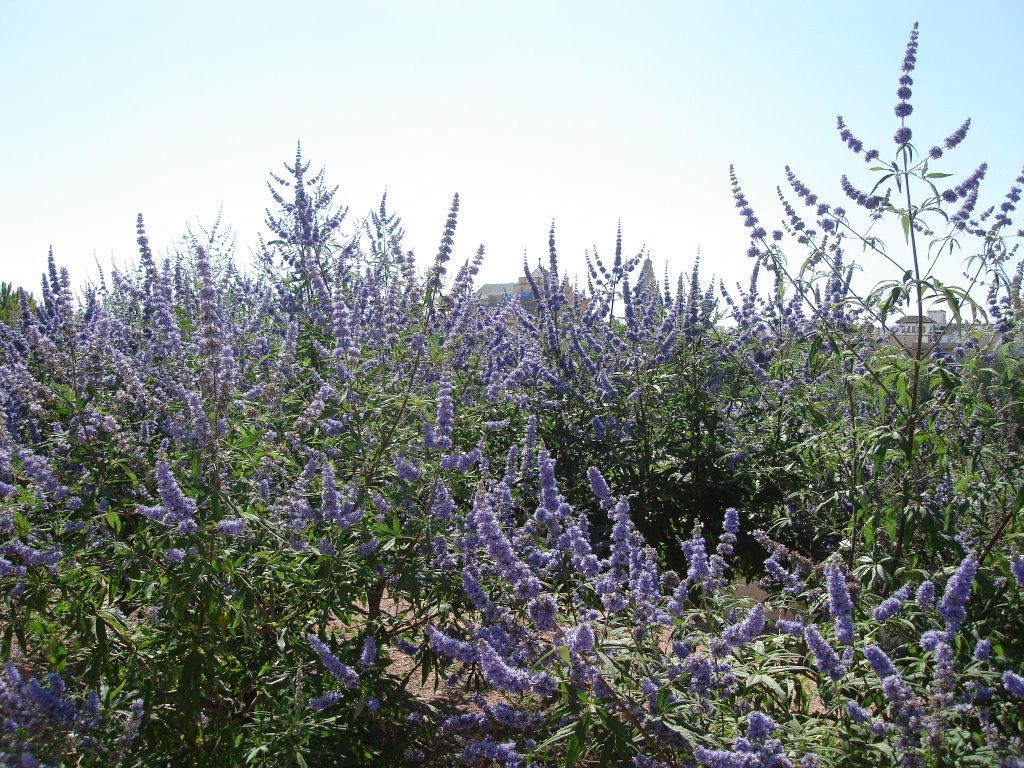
[0,22,1022,767]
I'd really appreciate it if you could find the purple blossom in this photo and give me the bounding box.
[920,630,948,652]
[900,23,919,73]
[429,369,454,450]
[527,595,557,632]
[723,604,764,648]
[321,463,340,524]
[763,553,802,595]
[873,582,912,621]
[916,580,935,608]
[881,673,912,705]
[1010,554,1024,587]
[894,102,913,118]
[937,554,977,634]
[693,747,747,768]
[564,623,595,654]
[473,491,541,600]
[394,458,422,484]
[477,639,532,695]
[141,456,197,530]
[894,126,913,146]
[682,528,711,589]
[864,644,898,679]
[973,639,991,661]
[461,738,522,768]
[356,538,379,557]
[944,118,971,150]
[777,617,804,636]
[804,625,846,681]
[1003,670,1024,698]
[717,508,739,558]
[164,548,186,565]
[537,448,560,515]
[586,466,610,500]
[441,711,487,734]
[746,710,777,742]
[308,691,343,710]
[119,698,144,752]
[825,565,853,645]
[835,115,869,156]
[482,701,545,732]
[608,496,637,585]
[358,636,376,669]
[845,700,870,723]
[430,481,455,521]
[462,569,501,620]
[306,634,359,689]
[217,518,245,536]
[425,626,477,665]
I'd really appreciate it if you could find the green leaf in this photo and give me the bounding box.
[747,673,787,701]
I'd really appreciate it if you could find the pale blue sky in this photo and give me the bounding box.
[2,1,1021,302]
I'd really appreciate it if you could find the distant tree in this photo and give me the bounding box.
[0,281,31,326]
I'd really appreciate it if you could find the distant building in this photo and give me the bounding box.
[885,309,962,352]
[475,263,588,313]
[634,257,663,310]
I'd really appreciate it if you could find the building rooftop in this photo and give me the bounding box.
[895,315,937,324]
[476,282,517,298]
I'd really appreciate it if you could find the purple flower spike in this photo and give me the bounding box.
[586,466,610,500]
[943,118,971,150]
[937,554,978,634]
[429,369,454,450]
[217,518,245,536]
[477,639,532,695]
[973,639,991,661]
[307,634,360,689]
[358,636,376,669]
[723,604,765,647]
[894,127,913,146]
[845,700,870,723]
[900,23,919,74]
[825,566,853,645]
[715,508,739,561]
[893,25,918,123]
[864,644,898,679]
[872,582,912,621]
[805,625,847,681]
[1004,670,1024,699]
[528,595,558,632]
[566,623,595,654]
[916,580,935,608]
[682,529,711,589]
[473,491,541,600]
[894,102,913,118]
[1011,554,1024,587]
[730,166,766,245]
[746,711,777,742]
[425,626,476,664]
[321,463,340,523]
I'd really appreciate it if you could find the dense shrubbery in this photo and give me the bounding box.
[2,25,1024,767]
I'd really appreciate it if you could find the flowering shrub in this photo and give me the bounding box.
[1,23,1023,768]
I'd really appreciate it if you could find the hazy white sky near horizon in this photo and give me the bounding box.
[2,1,1022,301]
